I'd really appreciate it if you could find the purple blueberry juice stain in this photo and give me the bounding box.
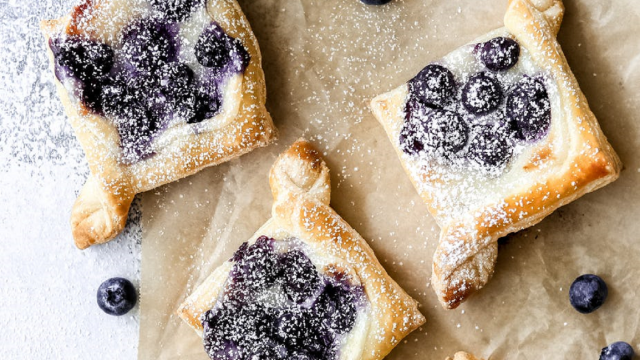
[202,236,364,360]
[401,36,551,172]
[49,9,250,164]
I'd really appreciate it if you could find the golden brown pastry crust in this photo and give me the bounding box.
[370,0,621,309]
[445,352,484,360]
[177,139,426,360]
[41,0,276,249]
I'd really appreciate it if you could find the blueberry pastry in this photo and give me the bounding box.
[40,0,275,249]
[370,0,621,309]
[177,139,425,360]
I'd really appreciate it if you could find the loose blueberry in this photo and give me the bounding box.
[600,342,635,360]
[409,64,456,109]
[506,76,551,141]
[121,18,177,73]
[150,0,205,22]
[479,37,520,71]
[461,72,503,115]
[466,124,514,168]
[49,36,114,82]
[96,278,137,316]
[569,274,608,314]
[278,250,323,304]
[360,0,393,5]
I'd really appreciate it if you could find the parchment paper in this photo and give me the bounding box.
[138,0,640,359]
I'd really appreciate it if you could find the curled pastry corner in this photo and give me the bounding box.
[446,352,484,360]
[269,138,332,205]
[71,176,134,249]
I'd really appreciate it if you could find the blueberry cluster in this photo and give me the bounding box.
[202,236,362,360]
[50,3,250,163]
[401,36,551,170]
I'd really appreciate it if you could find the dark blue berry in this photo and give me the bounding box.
[121,18,177,73]
[466,124,514,168]
[150,0,205,22]
[318,282,357,334]
[278,250,323,304]
[479,37,520,71]
[49,36,114,82]
[461,72,503,114]
[569,274,608,314]
[230,236,278,291]
[360,0,393,5]
[600,342,635,360]
[401,107,469,158]
[275,308,309,348]
[506,76,551,142]
[96,278,137,316]
[195,23,233,70]
[409,64,456,109]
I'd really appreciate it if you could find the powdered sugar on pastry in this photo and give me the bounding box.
[178,139,426,360]
[40,0,275,248]
[370,0,621,309]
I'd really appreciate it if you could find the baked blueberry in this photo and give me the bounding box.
[360,0,393,4]
[96,277,137,316]
[409,64,456,109]
[600,342,635,360]
[278,250,323,304]
[467,124,514,168]
[49,36,114,82]
[569,274,608,314]
[275,308,309,348]
[318,282,358,334]
[479,37,520,71]
[507,76,551,141]
[195,23,233,70]
[461,72,503,115]
[121,18,177,73]
[230,236,279,291]
[411,108,469,158]
[150,0,205,22]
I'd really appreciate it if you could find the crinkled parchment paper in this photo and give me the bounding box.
[138,0,640,359]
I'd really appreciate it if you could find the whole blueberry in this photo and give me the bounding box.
[600,342,635,360]
[569,274,608,314]
[403,108,469,158]
[150,0,205,22]
[97,278,137,316]
[461,72,503,115]
[318,283,357,334]
[230,236,279,291]
[467,124,514,168]
[278,250,323,304]
[506,76,551,142]
[49,36,114,82]
[195,23,233,70]
[360,0,393,4]
[121,18,177,73]
[409,64,457,109]
[479,37,520,71]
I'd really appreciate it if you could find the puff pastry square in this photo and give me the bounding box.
[41,0,275,249]
[370,0,621,309]
[178,139,425,360]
